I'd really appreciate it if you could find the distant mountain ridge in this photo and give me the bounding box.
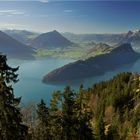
[63,32,123,44]
[63,30,140,50]
[3,29,39,45]
[43,43,140,84]
[31,30,74,49]
[88,43,113,53]
[3,29,140,50]
[0,31,35,59]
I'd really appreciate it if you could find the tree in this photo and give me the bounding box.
[35,99,49,140]
[49,91,63,140]
[62,86,76,140]
[0,55,27,140]
[74,85,94,140]
[96,115,106,140]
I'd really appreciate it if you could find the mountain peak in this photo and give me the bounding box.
[52,30,58,33]
[125,30,133,38]
[32,30,73,48]
[127,30,133,34]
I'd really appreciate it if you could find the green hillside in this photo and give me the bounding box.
[24,72,140,139]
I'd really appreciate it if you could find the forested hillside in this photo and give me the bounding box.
[22,72,140,139]
[34,72,140,140]
[1,54,140,139]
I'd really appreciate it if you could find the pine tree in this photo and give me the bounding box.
[49,91,63,140]
[35,99,49,140]
[74,85,94,140]
[62,86,75,140]
[0,55,28,140]
[97,115,106,140]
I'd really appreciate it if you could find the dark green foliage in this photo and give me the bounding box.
[62,86,76,140]
[49,91,63,140]
[37,99,49,124]
[74,85,93,140]
[33,72,140,140]
[96,115,105,140]
[0,55,27,140]
[35,99,49,140]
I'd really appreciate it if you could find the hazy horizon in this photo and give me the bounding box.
[2,28,140,35]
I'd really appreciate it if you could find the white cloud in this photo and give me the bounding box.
[0,10,25,15]
[0,23,26,29]
[39,0,49,3]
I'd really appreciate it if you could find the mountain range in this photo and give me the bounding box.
[0,31,35,59]
[43,43,140,84]
[63,30,140,50]
[1,29,140,60]
[3,29,140,50]
[3,29,39,45]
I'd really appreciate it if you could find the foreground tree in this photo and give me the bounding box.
[74,85,94,140]
[0,55,27,140]
[62,86,76,140]
[35,99,49,140]
[49,91,63,139]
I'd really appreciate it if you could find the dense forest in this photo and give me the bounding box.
[0,54,140,140]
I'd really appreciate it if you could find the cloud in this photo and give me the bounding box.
[39,0,49,3]
[0,23,26,29]
[0,10,25,15]
[64,10,73,13]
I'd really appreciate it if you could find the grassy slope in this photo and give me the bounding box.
[35,43,113,60]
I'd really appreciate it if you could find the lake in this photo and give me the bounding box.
[9,58,75,105]
[8,58,140,105]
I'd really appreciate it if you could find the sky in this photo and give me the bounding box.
[0,1,140,34]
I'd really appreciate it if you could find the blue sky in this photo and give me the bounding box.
[0,1,140,34]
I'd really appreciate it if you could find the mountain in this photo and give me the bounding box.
[63,32,123,44]
[0,31,35,59]
[119,30,140,50]
[3,29,39,45]
[43,43,140,84]
[31,30,74,49]
[63,30,140,50]
[88,43,113,54]
[122,30,140,42]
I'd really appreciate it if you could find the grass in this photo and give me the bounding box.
[34,45,112,60]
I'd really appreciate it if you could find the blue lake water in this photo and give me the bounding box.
[9,58,75,104]
[8,58,140,105]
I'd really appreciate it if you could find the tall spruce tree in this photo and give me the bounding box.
[75,85,94,140]
[35,99,49,140]
[62,86,75,140]
[49,91,63,140]
[0,55,27,140]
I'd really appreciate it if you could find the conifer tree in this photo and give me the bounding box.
[75,85,94,140]
[35,99,49,140]
[49,91,63,140]
[0,55,27,140]
[62,86,75,140]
